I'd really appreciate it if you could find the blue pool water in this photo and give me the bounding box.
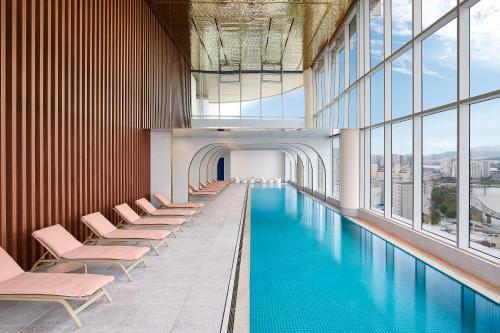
[250,185,500,333]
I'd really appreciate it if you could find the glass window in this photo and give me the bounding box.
[241,73,261,118]
[371,69,385,125]
[422,0,455,30]
[339,47,345,93]
[332,136,341,199]
[192,73,202,118]
[422,19,457,111]
[283,86,305,119]
[330,51,336,100]
[261,82,282,118]
[329,103,336,128]
[470,98,500,258]
[371,126,385,212]
[392,120,413,223]
[470,0,500,97]
[283,73,305,119]
[338,96,345,128]
[370,0,384,68]
[321,68,326,108]
[391,0,412,52]
[349,19,357,85]
[422,109,457,241]
[392,49,413,119]
[204,73,220,119]
[219,76,241,119]
[348,89,357,128]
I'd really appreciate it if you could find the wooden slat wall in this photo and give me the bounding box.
[0,0,189,268]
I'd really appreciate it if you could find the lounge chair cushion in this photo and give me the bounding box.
[0,272,113,298]
[0,248,24,283]
[135,198,158,214]
[62,245,149,261]
[155,193,204,208]
[115,203,141,223]
[168,202,203,209]
[154,193,172,206]
[32,225,82,257]
[148,208,195,217]
[132,217,185,226]
[104,229,170,240]
[81,212,117,236]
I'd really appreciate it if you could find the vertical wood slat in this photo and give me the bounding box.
[0,0,185,269]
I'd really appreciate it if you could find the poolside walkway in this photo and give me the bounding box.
[0,184,248,333]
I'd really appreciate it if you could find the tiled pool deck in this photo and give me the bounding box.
[0,184,248,333]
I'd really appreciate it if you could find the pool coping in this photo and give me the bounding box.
[294,185,500,304]
[232,184,251,333]
[222,184,250,333]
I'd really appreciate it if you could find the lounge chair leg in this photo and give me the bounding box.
[141,257,149,268]
[151,242,161,256]
[102,288,113,303]
[117,264,133,282]
[59,300,82,328]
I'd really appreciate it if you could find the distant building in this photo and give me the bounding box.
[393,180,413,220]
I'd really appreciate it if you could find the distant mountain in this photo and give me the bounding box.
[471,145,500,160]
[424,146,500,161]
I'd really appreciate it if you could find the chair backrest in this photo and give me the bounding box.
[154,193,171,206]
[135,198,157,214]
[114,203,141,223]
[0,247,24,283]
[32,224,82,258]
[81,212,117,237]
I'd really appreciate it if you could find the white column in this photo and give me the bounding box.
[340,129,360,216]
[150,130,172,206]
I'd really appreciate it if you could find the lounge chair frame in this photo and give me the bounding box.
[113,206,183,236]
[31,235,148,282]
[135,199,195,223]
[0,287,112,328]
[81,218,170,256]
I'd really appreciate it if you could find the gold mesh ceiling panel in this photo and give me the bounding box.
[147,0,353,71]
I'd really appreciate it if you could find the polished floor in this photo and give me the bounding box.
[0,184,247,333]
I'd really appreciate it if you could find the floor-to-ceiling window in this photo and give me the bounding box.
[422,109,457,241]
[470,98,500,257]
[311,0,499,261]
[371,127,385,212]
[392,120,413,223]
[313,13,358,130]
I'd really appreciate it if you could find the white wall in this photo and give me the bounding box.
[150,130,172,206]
[230,150,285,179]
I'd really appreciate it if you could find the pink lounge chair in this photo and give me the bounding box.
[199,183,223,193]
[135,198,196,218]
[31,225,149,282]
[113,203,186,235]
[189,185,218,196]
[204,180,227,189]
[208,179,229,187]
[81,212,171,256]
[0,247,113,327]
[154,192,204,210]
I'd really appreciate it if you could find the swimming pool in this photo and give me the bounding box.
[249,184,500,333]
